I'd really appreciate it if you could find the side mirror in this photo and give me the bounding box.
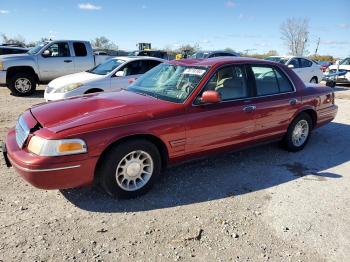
[42,50,51,57]
[200,90,221,104]
[115,71,125,77]
[288,64,294,69]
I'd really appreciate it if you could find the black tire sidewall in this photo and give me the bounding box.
[99,140,162,199]
[9,73,36,96]
[284,113,312,152]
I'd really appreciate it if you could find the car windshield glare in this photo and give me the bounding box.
[340,58,350,65]
[27,42,47,55]
[265,57,289,64]
[89,59,125,75]
[127,64,208,103]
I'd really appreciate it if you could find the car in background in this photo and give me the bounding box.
[327,58,350,83]
[0,40,112,96]
[0,45,29,55]
[318,61,332,72]
[129,50,169,60]
[265,56,323,83]
[191,50,239,59]
[4,57,337,198]
[44,56,165,101]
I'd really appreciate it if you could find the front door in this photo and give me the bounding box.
[186,65,256,154]
[37,41,75,82]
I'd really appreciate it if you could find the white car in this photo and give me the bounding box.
[327,58,350,83]
[44,56,165,101]
[265,56,323,83]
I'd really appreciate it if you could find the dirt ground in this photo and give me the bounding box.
[0,85,349,262]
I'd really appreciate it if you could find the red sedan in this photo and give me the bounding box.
[3,57,337,198]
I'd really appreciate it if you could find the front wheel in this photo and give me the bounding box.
[98,140,162,198]
[8,73,37,96]
[283,113,312,152]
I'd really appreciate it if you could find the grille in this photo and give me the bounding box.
[15,116,30,148]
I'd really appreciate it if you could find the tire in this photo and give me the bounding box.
[283,113,312,152]
[8,72,37,96]
[310,77,318,84]
[98,139,162,199]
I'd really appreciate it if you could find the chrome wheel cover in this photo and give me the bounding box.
[115,150,153,191]
[15,78,32,93]
[292,119,309,147]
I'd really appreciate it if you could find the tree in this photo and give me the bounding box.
[91,36,118,50]
[280,18,309,56]
[178,44,200,54]
[1,34,26,47]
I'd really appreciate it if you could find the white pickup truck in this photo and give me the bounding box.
[0,40,112,96]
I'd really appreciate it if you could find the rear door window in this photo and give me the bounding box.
[251,66,294,96]
[299,58,312,68]
[73,42,87,57]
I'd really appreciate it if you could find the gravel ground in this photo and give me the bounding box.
[0,85,349,262]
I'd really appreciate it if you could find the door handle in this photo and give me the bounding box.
[289,98,298,105]
[243,105,256,112]
[64,60,72,63]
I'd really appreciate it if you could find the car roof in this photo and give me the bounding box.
[168,56,271,67]
[110,56,165,62]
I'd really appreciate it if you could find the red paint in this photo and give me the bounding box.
[5,57,338,190]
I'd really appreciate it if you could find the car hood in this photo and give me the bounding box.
[48,72,105,88]
[30,90,180,134]
[0,53,29,60]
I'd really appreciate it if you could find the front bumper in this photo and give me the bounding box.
[0,70,6,85]
[3,128,98,190]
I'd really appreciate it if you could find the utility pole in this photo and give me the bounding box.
[314,37,320,55]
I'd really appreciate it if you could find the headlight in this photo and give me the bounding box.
[28,136,87,156]
[54,83,83,93]
[0,61,4,71]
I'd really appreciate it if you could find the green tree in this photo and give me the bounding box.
[91,36,118,50]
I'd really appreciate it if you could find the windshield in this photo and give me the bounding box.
[128,63,208,103]
[264,57,289,64]
[191,52,209,59]
[88,59,125,75]
[340,58,350,65]
[27,42,48,55]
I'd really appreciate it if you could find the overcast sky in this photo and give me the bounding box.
[0,0,349,57]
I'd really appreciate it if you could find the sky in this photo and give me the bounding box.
[0,0,349,57]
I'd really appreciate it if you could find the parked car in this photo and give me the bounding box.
[2,57,337,198]
[191,50,239,59]
[326,58,350,83]
[265,56,323,83]
[0,40,112,96]
[129,50,169,60]
[44,56,165,101]
[318,61,332,72]
[0,45,29,55]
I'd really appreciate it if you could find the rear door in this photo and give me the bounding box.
[37,41,75,81]
[299,58,313,82]
[287,58,305,82]
[72,41,94,72]
[247,65,301,140]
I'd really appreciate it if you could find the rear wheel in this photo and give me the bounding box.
[8,73,37,96]
[98,139,162,198]
[283,113,312,152]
